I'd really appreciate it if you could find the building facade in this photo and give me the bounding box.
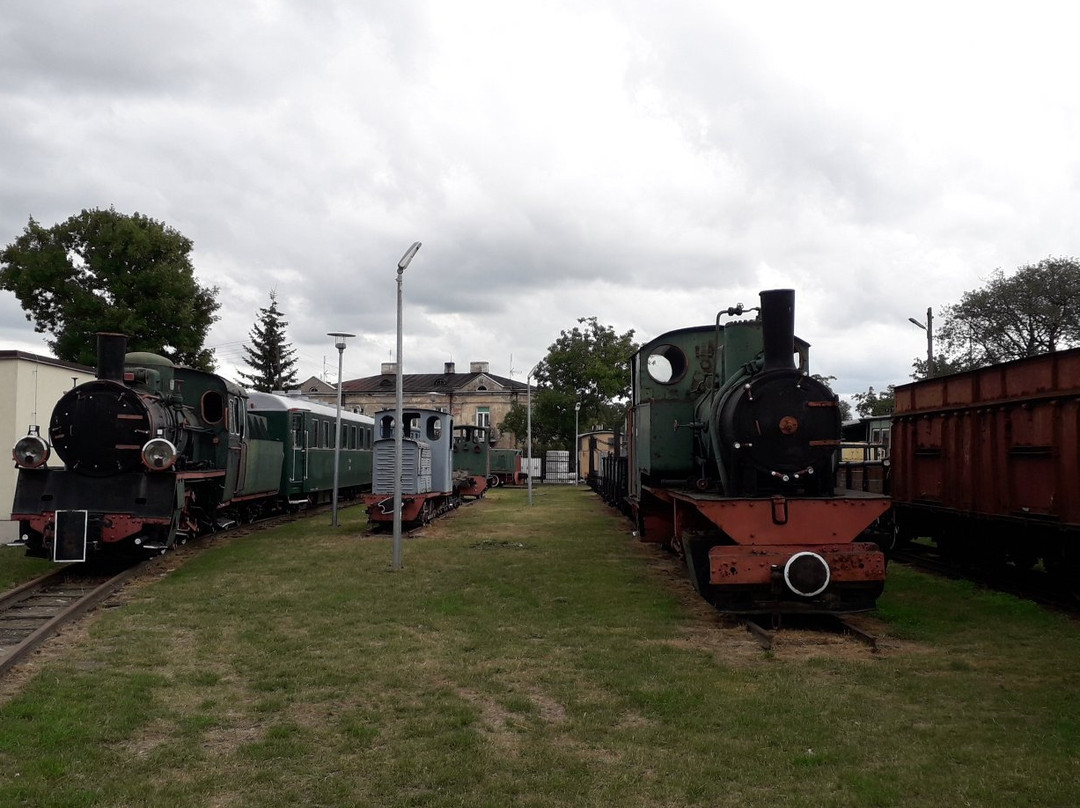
[0,352,96,539]
[299,361,530,450]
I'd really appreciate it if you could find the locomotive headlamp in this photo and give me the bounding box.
[12,434,50,469]
[141,438,178,471]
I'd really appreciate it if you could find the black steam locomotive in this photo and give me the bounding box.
[624,289,890,613]
[11,333,373,561]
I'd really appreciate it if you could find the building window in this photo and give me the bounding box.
[476,407,490,428]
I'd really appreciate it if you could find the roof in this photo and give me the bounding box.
[246,390,374,423]
[343,371,529,395]
[0,350,95,374]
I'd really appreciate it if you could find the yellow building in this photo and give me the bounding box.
[297,361,530,450]
[0,351,96,540]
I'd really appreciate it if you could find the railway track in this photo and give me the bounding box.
[0,564,146,677]
[0,496,475,678]
[744,614,879,652]
[0,504,346,677]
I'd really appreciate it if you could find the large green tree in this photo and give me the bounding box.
[0,208,220,369]
[851,385,895,417]
[927,256,1080,373]
[499,316,637,451]
[237,290,299,392]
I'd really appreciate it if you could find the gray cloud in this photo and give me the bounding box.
[2,1,1079,398]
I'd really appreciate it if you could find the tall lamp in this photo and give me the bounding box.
[574,401,580,485]
[328,331,355,527]
[526,363,540,506]
[393,241,422,570]
[908,307,934,377]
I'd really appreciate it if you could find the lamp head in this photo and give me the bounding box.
[328,331,355,351]
[398,241,422,273]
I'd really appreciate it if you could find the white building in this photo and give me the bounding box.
[0,351,95,540]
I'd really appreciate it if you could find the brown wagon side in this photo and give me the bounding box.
[891,348,1080,578]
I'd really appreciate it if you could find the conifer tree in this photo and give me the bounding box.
[238,291,299,392]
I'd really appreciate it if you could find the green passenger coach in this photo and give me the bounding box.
[246,391,375,507]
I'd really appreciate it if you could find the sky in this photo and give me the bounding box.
[2,1,1078,402]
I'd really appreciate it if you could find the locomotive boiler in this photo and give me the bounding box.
[628,289,890,612]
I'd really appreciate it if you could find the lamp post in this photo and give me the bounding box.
[328,332,355,527]
[908,306,934,377]
[526,363,540,506]
[574,401,580,485]
[393,241,422,571]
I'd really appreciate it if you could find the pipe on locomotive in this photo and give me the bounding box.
[759,288,796,372]
[96,332,128,381]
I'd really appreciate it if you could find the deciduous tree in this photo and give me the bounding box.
[498,317,637,450]
[932,256,1080,371]
[0,208,219,369]
[851,385,895,417]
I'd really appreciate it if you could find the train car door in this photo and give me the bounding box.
[291,413,306,483]
[225,394,245,497]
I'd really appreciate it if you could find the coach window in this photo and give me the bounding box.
[646,344,688,384]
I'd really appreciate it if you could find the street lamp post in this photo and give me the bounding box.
[393,241,421,571]
[328,332,355,527]
[908,306,934,377]
[526,363,539,506]
[574,401,580,485]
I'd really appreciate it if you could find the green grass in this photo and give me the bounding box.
[1,487,1079,806]
[0,544,51,589]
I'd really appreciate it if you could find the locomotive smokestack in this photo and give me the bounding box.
[96,332,128,381]
[759,289,796,372]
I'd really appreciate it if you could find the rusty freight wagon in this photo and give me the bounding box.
[891,348,1080,584]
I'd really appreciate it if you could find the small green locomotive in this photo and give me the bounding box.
[628,289,890,613]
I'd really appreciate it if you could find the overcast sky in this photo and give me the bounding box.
[2,1,1078,400]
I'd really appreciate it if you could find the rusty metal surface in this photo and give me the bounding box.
[668,491,890,546]
[892,347,1080,525]
[708,542,886,586]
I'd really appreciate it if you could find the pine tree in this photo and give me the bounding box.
[238,291,299,392]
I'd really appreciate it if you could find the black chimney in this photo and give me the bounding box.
[759,289,796,372]
[96,333,128,381]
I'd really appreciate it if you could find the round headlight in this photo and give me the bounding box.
[141,438,178,471]
[12,435,50,469]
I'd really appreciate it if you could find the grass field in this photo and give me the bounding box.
[1,486,1078,807]
[0,544,51,590]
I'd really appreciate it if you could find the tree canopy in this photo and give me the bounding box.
[498,316,637,451]
[237,290,299,392]
[851,385,895,417]
[0,208,220,369]
[923,256,1080,375]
